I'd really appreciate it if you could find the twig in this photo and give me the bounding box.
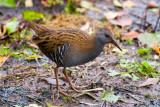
[143,6,149,31]
[0,71,49,80]
[130,12,151,25]
[1,98,17,104]
[76,92,98,100]
[83,88,104,92]
[101,100,107,107]
[126,93,142,102]
[16,0,21,11]
[22,95,46,106]
[153,9,160,32]
[119,99,147,105]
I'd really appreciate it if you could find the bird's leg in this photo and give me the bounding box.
[54,67,71,97]
[63,67,90,92]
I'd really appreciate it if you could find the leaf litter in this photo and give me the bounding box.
[0,0,160,107]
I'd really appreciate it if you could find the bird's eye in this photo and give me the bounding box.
[110,39,113,42]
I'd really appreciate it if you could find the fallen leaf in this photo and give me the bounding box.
[148,0,159,8]
[153,55,159,60]
[138,33,160,48]
[123,0,137,8]
[41,0,47,6]
[104,11,119,20]
[25,0,33,7]
[43,77,65,86]
[80,1,100,12]
[138,78,159,87]
[107,69,120,77]
[113,0,122,8]
[0,56,9,67]
[101,90,120,103]
[6,17,19,34]
[109,16,133,27]
[153,41,160,54]
[123,31,139,40]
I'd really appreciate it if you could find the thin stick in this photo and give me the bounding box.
[153,9,160,32]
[2,98,17,104]
[23,95,45,106]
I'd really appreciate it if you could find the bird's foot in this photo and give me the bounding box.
[56,89,80,103]
[70,86,83,93]
[57,89,71,97]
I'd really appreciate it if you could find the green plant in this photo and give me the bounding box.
[139,61,158,78]
[126,38,134,45]
[64,0,77,14]
[119,59,159,78]
[0,45,12,56]
[137,48,151,55]
[137,48,152,59]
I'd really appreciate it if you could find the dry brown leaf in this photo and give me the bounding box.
[0,56,9,67]
[138,78,159,87]
[123,0,137,8]
[153,41,160,54]
[148,0,159,8]
[123,31,139,40]
[109,16,133,27]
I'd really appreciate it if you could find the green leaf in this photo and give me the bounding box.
[44,63,48,69]
[107,69,120,77]
[22,10,44,21]
[138,33,160,48]
[150,8,159,13]
[131,74,139,81]
[0,0,16,8]
[120,72,132,78]
[6,17,19,34]
[101,91,120,103]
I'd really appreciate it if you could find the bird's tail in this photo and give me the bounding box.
[28,21,52,36]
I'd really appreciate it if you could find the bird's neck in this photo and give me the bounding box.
[92,35,106,52]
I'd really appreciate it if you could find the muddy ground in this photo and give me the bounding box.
[0,0,160,107]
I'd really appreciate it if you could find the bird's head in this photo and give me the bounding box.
[95,28,122,51]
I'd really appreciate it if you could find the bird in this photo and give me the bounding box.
[28,21,122,97]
